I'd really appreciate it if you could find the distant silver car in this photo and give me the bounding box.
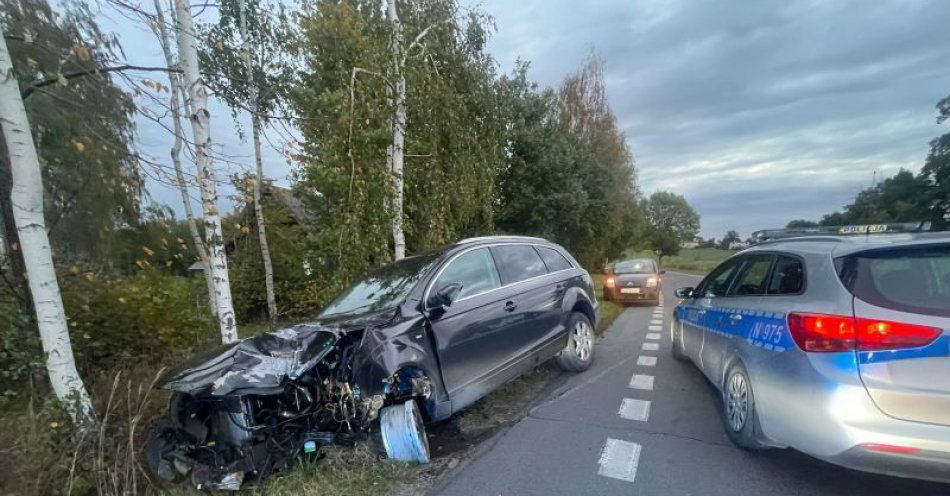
[671,227,950,483]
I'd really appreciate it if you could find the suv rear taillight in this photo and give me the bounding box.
[787,312,941,353]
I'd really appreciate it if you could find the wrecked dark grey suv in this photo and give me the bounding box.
[145,236,598,489]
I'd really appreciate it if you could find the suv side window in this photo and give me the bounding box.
[432,248,502,300]
[767,255,805,295]
[696,258,741,297]
[491,245,548,285]
[535,246,572,272]
[728,254,775,296]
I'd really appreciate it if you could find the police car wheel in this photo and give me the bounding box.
[670,320,687,361]
[722,362,767,450]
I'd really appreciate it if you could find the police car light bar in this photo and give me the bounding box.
[751,221,933,244]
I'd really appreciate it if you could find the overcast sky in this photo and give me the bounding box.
[110,0,950,239]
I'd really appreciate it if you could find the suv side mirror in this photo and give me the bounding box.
[658,269,666,275]
[674,287,694,299]
[427,283,463,310]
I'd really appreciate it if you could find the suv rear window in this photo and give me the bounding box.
[836,244,950,317]
[491,244,548,285]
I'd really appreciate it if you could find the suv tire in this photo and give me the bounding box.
[721,361,768,450]
[556,312,595,372]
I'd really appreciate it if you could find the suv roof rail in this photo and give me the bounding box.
[456,235,548,244]
[751,221,933,244]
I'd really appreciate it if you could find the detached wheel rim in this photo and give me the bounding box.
[572,320,592,361]
[726,372,749,432]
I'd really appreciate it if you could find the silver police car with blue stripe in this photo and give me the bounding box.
[670,224,950,483]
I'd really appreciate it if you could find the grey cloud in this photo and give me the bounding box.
[479,0,950,237]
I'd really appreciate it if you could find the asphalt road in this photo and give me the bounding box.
[433,271,949,496]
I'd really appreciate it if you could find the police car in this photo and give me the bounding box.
[670,223,950,483]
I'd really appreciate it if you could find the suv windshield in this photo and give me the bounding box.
[613,260,654,274]
[319,253,438,318]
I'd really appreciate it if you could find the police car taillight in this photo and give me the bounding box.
[787,313,940,352]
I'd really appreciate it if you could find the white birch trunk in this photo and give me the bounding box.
[237,0,278,325]
[387,0,407,261]
[0,33,94,422]
[154,0,218,321]
[174,0,239,343]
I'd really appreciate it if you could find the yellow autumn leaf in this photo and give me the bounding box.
[72,44,90,61]
[142,246,155,256]
[118,297,127,304]
[72,140,85,152]
[84,272,95,281]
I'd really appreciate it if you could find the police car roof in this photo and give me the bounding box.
[744,231,950,257]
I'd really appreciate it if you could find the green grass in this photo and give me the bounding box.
[626,247,732,276]
[591,274,623,335]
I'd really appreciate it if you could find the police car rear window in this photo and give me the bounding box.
[835,244,950,317]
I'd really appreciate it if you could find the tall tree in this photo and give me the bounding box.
[0,31,94,422]
[557,51,642,268]
[920,95,950,229]
[174,0,238,343]
[642,191,699,262]
[150,0,218,320]
[201,0,297,324]
[294,0,503,302]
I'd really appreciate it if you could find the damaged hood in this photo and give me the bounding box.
[158,324,341,397]
[158,307,401,397]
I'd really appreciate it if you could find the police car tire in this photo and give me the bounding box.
[722,362,768,450]
[556,312,595,372]
[670,320,687,361]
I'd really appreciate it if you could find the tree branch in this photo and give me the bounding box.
[402,20,450,67]
[22,65,182,99]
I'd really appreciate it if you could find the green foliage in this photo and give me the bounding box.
[199,0,298,121]
[819,169,929,226]
[226,181,316,322]
[718,230,740,249]
[642,191,700,261]
[292,0,505,306]
[919,95,950,229]
[786,219,819,228]
[59,268,215,374]
[1,0,142,267]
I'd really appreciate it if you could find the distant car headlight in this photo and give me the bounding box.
[645,277,658,287]
[606,277,616,288]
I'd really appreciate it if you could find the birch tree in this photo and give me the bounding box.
[173,0,238,343]
[236,0,276,324]
[0,32,94,422]
[200,0,296,325]
[151,0,218,320]
[386,0,408,260]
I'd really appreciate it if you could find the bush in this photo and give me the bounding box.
[59,268,216,375]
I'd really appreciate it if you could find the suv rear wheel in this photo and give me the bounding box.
[556,312,594,372]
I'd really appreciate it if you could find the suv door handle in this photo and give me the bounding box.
[729,314,742,323]
[504,301,518,312]
[555,282,567,292]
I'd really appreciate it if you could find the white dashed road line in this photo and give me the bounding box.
[648,325,662,331]
[637,355,657,366]
[597,439,642,483]
[642,342,659,351]
[649,319,663,325]
[645,333,660,340]
[618,398,651,421]
[629,373,655,390]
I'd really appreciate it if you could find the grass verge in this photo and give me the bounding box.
[591,273,623,336]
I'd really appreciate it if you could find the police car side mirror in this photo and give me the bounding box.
[674,287,694,299]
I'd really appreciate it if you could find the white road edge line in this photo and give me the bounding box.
[629,374,654,390]
[642,342,659,351]
[618,398,651,421]
[598,439,642,483]
[637,355,657,367]
[646,333,661,340]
